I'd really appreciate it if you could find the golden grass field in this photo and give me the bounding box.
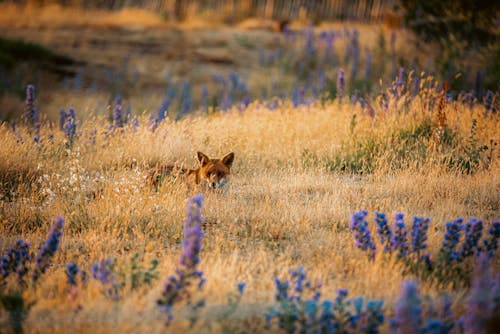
[0,3,499,334]
[1,88,499,332]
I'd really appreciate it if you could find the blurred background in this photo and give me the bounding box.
[0,0,498,121]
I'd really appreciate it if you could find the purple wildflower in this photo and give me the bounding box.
[32,216,65,282]
[441,218,463,261]
[375,212,392,251]
[390,280,422,334]
[157,194,206,323]
[66,262,80,286]
[177,81,192,119]
[91,259,113,284]
[63,108,77,145]
[462,253,500,334]
[391,213,409,257]
[292,87,305,108]
[237,281,246,296]
[459,218,483,259]
[336,68,345,102]
[200,85,209,111]
[304,23,316,56]
[483,90,495,112]
[361,299,385,333]
[273,277,290,301]
[350,210,376,260]
[410,216,430,256]
[131,116,139,131]
[359,97,375,117]
[320,30,335,59]
[25,84,40,130]
[112,99,123,128]
[0,240,31,283]
[91,258,121,299]
[482,221,500,257]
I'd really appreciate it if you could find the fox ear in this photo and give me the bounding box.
[222,152,234,168]
[197,151,210,166]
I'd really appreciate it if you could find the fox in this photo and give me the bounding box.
[149,151,234,191]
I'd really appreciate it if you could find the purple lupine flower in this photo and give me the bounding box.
[359,98,375,117]
[459,218,483,259]
[350,210,376,260]
[390,280,422,334]
[336,68,345,102]
[375,212,392,252]
[66,262,80,286]
[291,266,307,295]
[410,216,430,256]
[63,107,77,145]
[125,104,132,124]
[157,194,206,323]
[177,81,192,119]
[482,221,500,257]
[391,67,405,100]
[220,91,231,111]
[292,87,305,108]
[304,23,316,56]
[91,258,113,284]
[200,85,209,111]
[363,299,385,333]
[180,194,204,269]
[91,258,121,299]
[229,71,239,89]
[441,218,463,261]
[320,30,335,58]
[112,99,123,128]
[237,281,246,296]
[462,253,500,334]
[483,90,495,112]
[156,99,169,125]
[439,294,455,334]
[273,277,290,301]
[32,216,65,282]
[25,84,39,128]
[0,239,31,283]
[131,116,139,131]
[351,89,360,105]
[391,213,409,257]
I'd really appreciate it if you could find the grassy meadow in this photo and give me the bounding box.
[1,3,499,334]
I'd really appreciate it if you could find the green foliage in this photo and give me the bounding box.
[129,252,159,291]
[444,119,492,174]
[0,37,61,68]
[301,117,492,175]
[0,292,33,334]
[399,0,498,45]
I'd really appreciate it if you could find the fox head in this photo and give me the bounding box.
[197,151,234,190]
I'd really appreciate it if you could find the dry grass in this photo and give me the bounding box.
[0,3,167,29]
[0,90,499,332]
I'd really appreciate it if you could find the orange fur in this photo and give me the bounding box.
[148,151,234,191]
